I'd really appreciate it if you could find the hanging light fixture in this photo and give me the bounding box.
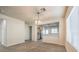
[36,8,46,25]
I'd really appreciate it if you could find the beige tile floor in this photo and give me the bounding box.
[0,41,66,52]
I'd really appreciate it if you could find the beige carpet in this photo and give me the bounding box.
[0,41,66,52]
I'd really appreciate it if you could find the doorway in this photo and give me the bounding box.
[37,25,43,41]
[29,26,32,41]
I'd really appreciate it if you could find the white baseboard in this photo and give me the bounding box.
[65,41,77,52]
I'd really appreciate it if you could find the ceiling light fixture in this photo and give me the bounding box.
[36,8,46,25]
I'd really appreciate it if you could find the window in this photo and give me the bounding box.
[46,29,48,34]
[42,22,59,35]
[66,7,79,51]
[51,27,58,33]
[42,28,49,35]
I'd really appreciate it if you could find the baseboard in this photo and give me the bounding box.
[6,41,25,47]
[42,40,64,46]
[43,41,64,47]
[65,41,77,52]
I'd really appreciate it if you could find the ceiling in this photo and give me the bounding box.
[0,6,68,24]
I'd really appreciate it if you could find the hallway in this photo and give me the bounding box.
[0,41,66,52]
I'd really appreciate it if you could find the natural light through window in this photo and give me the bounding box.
[51,28,58,33]
[42,22,59,35]
[46,29,48,34]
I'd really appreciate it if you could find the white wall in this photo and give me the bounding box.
[25,24,30,40]
[7,17,25,46]
[66,7,79,51]
[0,18,7,46]
[0,14,26,47]
[32,24,38,41]
[1,20,7,46]
[0,20,2,43]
